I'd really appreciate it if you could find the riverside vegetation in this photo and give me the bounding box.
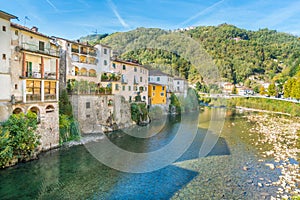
[0,112,40,168]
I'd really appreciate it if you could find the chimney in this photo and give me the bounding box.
[31,26,38,32]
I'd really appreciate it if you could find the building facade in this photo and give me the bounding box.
[148,83,167,105]
[173,77,189,97]
[148,69,174,93]
[0,11,59,151]
[103,59,149,103]
[56,37,112,94]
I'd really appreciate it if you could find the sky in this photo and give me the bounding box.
[1,0,300,39]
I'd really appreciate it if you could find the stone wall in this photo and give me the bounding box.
[70,95,133,134]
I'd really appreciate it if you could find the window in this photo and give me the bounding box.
[104,60,107,65]
[177,81,180,85]
[15,84,18,90]
[86,102,90,109]
[15,30,18,35]
[112,63,116,68]
[153,86,156,90]
[104,48,107,54]
[134,67,137,72]
[157,77,160,81]
[148,77,150,81]
[115,84,119,91]
[145,87,147,91]
[134,86,137,91]
[2,26,6,32]
[160,92,164,97]
[129,96,132,102]
[122,65,126,70]
[122,85,125,91]
[128,86,131,91]
[26,80,41,101]
[39,41,45,51]
[45,105,55,113]
[86,115,90,118]
[162,86,165,91]
[44,81,57,100]
[26,61,33,77]
[177,86,180,91]
[140,77,142,82]
[2,54,6,60]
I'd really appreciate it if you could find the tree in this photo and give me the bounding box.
[283,78,295,98]
[0,112,40,168]
[259,86,266,95]
[268,82,277,97]
[232,85,237,94]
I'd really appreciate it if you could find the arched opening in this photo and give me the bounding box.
[13,107,23,114]
[73,66,79,76]
[89,69,96,77]
[45,105,55,113]
[29,106,40,123]
[80,68,87,76]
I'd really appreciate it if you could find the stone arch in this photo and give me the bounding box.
[89,69,96,77]
[28,106,41,123]
[45,105,55,113]
[13,107,23,114]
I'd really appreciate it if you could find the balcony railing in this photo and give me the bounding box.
[88,51,97,57]
[21,43,59,57]
[24,71,57,79]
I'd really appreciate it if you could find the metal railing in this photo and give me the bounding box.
[22,42,59,57]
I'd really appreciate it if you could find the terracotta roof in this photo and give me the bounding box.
[11,23,51,39]
[54,36,95,48]
[149,69,172,77]
[173,77,186,81]
[111,58,149,70]
[0,10,17,20]
[149,82,166,86]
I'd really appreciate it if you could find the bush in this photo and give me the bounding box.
[131,103,148,123]
[0,112,40,168]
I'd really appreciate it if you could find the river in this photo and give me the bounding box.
[0,108,298,199]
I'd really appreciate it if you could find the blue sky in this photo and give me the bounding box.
[1,0,300,39]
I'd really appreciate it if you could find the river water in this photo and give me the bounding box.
[0,108,297,199]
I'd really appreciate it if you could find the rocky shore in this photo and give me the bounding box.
[247,114,300,199]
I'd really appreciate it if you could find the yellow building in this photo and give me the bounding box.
[148,83,167,105]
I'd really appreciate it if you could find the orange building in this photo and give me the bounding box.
[148,83,167,105]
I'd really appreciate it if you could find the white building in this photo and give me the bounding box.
[0,10,59,150]
[56,37,111,90]
[173,77,188,97]
[101,59,149,103]
[149,70,174,93]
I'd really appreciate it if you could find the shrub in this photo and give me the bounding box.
[0,112,40,168]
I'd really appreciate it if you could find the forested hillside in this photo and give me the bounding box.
[81,24,300,93]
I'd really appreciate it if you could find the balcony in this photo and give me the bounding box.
[25,80,57,102]
[101,73,121,82]
[88,51,97,57]
[80,47,87,55]
[21,42,59,57]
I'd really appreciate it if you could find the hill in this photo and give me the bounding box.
[82,24,300,87]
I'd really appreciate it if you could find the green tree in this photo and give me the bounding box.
[284,78,295,98]
[268,82,277,96]
[232,85,237,94]
[0,112,40,168]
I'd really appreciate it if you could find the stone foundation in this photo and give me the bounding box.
[70,95,133,134]
[1,102,60,151]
